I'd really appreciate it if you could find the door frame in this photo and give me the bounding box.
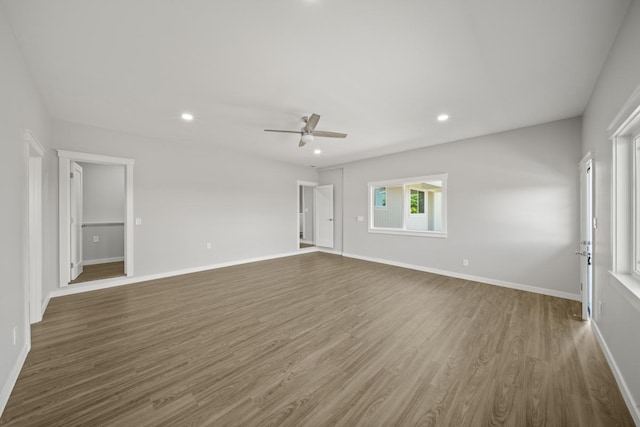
[58,150,135,287]
[25,130,45,323]
[297,181,318,250]
[69,162,84,280]
[579,152,594,320]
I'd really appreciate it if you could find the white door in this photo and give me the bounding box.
[314,184,334,248]
[70,162,84,280]
[578,157,593,320]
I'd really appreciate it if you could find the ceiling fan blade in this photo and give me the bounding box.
[299,138,306,147]
[304,114,320,133]
[264,129,302,134]
[311,130,347,138]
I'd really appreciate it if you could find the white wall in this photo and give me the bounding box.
[82,224,124,264]
[78,162,125,263]
[79,162,125,222]
[323,117,581,298]
[52,119,318,288]
[0,4,51,414]
[582,0,640,419]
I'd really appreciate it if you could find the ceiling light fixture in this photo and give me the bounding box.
[437,114,449,122]
[181,112,194,121]
[301,133,314,145]
[314,149,322,155]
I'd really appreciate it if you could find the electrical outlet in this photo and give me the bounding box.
[93,235,99,243]
[206,242,212,249]
[599,301,603,316]
[356,216,364,222]
[13,327,17,346]
[462,259,469,267]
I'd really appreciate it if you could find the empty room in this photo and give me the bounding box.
[2,0,640,425]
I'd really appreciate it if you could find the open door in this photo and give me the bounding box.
[578,155,593,320]
[70,162,84,280]
[314,184,334,248]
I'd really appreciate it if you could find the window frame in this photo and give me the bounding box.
[368,174,447,238]
[633,132,640,280]
[609,84,640,309]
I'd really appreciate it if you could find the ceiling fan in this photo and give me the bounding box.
[264,114,347,147]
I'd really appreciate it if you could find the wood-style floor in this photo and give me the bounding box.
[1,253,633,426]
[69,261,125,284]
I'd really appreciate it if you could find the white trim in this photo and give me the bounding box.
[23,129,45,156]
[83,257,125,266]
[317,247,343,255]
[592,321,640,426]
[609,271,640,314]
[50,250,311,298]
[299,246,319,254]
[58,150,134,287]
[57,149,135,166]
[609,86,640,303]
[368,229,447,238]
[25,130,44,324]
[41,293,50,318]
[0,341,30,417]
[342,252,581,301]
[607,82,640,135]
[300,239,314,244]
[579,153,594,320]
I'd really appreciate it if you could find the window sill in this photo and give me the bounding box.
[368,228,447,239]
[609,271,640,314]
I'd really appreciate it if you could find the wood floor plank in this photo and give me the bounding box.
[0,253,634,426]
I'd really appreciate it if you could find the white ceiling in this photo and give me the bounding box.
[3,0,631,167]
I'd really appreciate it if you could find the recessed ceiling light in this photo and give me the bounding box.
[314,149,322,155]
[437,114,449,122]
[181,112,194,121]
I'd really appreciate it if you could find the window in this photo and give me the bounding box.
[368,174,447,237]
[410,189,425,214]
[374,187,387,207]
[610,93,640,292]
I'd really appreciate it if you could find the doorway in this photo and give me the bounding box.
[58,150,134,287]
[69,161,127,284]
[578,153,594,320]
[298,181,317,249]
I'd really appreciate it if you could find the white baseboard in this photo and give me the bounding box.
[300,239,314,244]
[41,293,50,318]
[342,252,581,301]
[298,246,319,254]
[50,250,310,298]
[592,321,640,425]
[317,247,343,255]
[83,257,125,266]
[0,341,30,417]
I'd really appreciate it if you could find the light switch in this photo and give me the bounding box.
[93,235,99,243]
[356,216,364,222]
[135,218,142,225]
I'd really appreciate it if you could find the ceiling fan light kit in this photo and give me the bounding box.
[265,113,347,148]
